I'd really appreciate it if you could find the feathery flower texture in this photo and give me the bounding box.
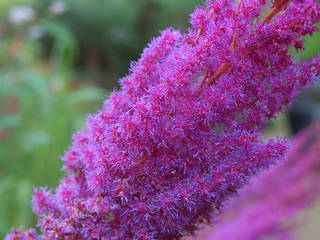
[204,123,320,240]
[6,0,320,239]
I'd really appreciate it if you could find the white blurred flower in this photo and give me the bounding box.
[50,1,68,15]
[8,5,36,24]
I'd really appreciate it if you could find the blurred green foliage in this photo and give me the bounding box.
[0,0,319,238]
[0,1,105,235]
[40,0,204,88]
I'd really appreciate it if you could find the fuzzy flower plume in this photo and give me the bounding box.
[203,123,320,240]
[5,0,320,239]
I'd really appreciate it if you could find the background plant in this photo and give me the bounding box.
[205,122,320,240]
[0,2,105,236]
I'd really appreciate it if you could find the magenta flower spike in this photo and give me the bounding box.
[5,0,320,239]
[204,123,320,240]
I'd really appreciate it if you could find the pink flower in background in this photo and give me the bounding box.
[202,123,320,240]
[5,0,320,239]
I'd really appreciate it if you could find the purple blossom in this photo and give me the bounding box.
[204,123,320,240]
[4,229,37,240]
[5,0,320,239]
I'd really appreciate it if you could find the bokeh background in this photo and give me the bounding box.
[0,0,319,239]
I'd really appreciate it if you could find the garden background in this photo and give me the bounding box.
[0,0,319,239]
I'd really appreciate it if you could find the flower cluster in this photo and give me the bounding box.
[5,0,320,239]
[204,123,320,240]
